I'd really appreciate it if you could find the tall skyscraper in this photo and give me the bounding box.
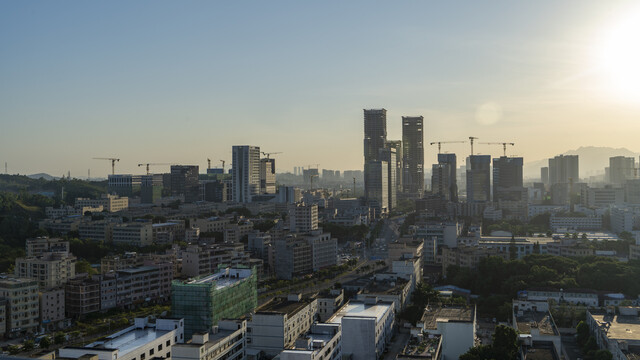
[364,161,389,215]
[609,156,635,185]
[402,116,424,195]
[379,147,397,210]
[431,153,458,202]
[170,165,200,203]
[548,155,579,185]
[385,140,403,194]
[363,109,387,162]
[541,167,549,185]
[466,155,491,203]
[492,156,525,202]
[260,158,276,194]
[232,145,261,203]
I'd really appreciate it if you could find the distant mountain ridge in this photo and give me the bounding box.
[26,173,59,181]
[524,146,640,179]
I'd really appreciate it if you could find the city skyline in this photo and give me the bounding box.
[3,1,640,177]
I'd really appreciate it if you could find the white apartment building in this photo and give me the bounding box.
[172,320,246,360]
[0,276,39,337]
[419,306,476,360]
[279,323,342,360]
[247,294,318,357]
[232,145,261,203]
[328,299,395,360]
[76,194,129,212]
[59,318,184,360]
[15,252,76,289]
[289,203,319,233]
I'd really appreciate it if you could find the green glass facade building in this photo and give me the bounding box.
[171,267,257,338]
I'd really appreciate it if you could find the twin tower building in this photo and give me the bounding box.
[363,108,424,215]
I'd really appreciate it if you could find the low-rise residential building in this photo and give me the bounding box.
[59,317,184,360]
[65,274,101,317]
[190,217,231,234]
[356,276,412,312]
[172,319,247,360]
[550,214,603,231]
[15,251,76,289]
[418,305,476,360]
[75,194,129,213]
[40,287,66,331]
[78,220,116,242]
[0,276,39,337]
[182,243,251,278]
[26,237,70,257]
[172,267,257,338]
[247,294,319,357]
[328,299,395,360]
[39,216,83,236]
[115,263,173,308]
[289,203,319,233]
[279,323,342,360]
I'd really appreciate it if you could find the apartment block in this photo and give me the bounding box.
[112,222,154,247]
[40,287,66,331]
[279,323,342,360]
[15,252,76,289]
[172,320,247,360]
[76,194,129,213]
[247,294,319,357]
[0,276,39,337]
[289,203,319,233]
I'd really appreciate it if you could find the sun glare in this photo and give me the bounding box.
[596,7,640,102]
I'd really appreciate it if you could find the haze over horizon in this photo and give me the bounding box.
[3,1,640,177]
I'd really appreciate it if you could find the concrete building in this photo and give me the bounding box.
[549,214,603,231]
[587,307,640,359]
[76,194,129,213]
[513,300,561,356]
[610,156,636,186]
[170,165,200,203]
[78,220,116,242]
[172,267,257,338]
[260,158,276,194]
[466,155,491,203]
[112,222,154,247]
[328,299,395,360]
[548,155,579,186]
[317,289,344,322]
[441,245,508,278]
[172,319,247,360]
[365,160,389,215]
[519,288,598,307]
[26,237,70,257]
[493,156,525,202]
[415,222,460,264]
[115,264,173,308]
[279,323,342,360]
[582,186,625,208]
[15,252,76,289]
[232,145,261,203]
[418,306,476,360]
[402,116,424,195]
[612,206,635,233]
[432,153,458,202]
[59,317,184,360]
[0,276,39,337]
[107,174,141,197]
[289,203,319,233]
[65,274,101,317]
[274,237,312,280]
[247,294,319,357]
[181,243,251,277]
[541,166,549,185]
[379,146,398,210]
[40,287,66,331]
[386,140,403,194]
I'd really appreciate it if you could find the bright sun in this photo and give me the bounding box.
[596,8,640,102]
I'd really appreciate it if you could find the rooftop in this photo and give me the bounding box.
[421,306,475,330]
[177,268,253,290]
[590,312,640,341]
[328,300,393,324]
[399,335,441,358]
[516,310,557,336]
[83,327,169,356]
[256,296,316,317]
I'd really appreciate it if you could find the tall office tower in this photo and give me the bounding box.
[170,165,200,203]
[431,163,452,200]
[232,145,261,203]
[541,167,549,185]
[466,155,491,203]
[379,147,397,210]
[363,109,387,162]
[364,161,389,214]
[260,158,276,194]
[548,155,579,185]
[609,156,636,185]
[493,156,525,202]
[402,116,424,195]
[385,140,403,193]
[438,153,458,202]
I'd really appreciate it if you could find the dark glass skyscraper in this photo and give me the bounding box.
[402,116,424,195]
[363,109,387,162]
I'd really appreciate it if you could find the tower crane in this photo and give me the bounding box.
[93,158,120,175]
[220,160,226,173]
[429,141,466,154]
[261,151,282,159]
[137,163,170,175]
[479,142,515,157]
[468,137,478,156]
[207,158,211,170]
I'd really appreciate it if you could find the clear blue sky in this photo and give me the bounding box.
[2,1,640,177]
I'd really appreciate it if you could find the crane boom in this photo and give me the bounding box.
[478,142,515,156]
[93,157,120,175]
[429,140,466,153]
[137,163,170,175]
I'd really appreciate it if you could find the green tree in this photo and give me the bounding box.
[22,339,35,352]
[7,345,21,355]
[76,259,97,275]
[576,320,590,346]
[492,325,519,360]
[460,345,495,360]
[594,349,613,360]
[39,336,51,349]
[54,332,66,345]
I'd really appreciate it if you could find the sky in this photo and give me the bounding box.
[2,1,640,178]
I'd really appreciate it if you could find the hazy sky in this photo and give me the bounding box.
[2,1,640,178]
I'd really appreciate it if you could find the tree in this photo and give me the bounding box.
[492,325,519,360]
[54,332,66,345]
[7,345,21,355]
[576,320,590,346]
[76,259,97,275]
[22,339,34,352]
[39,336,51,349]
[460,345,495,360]
[594,349,613,360]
